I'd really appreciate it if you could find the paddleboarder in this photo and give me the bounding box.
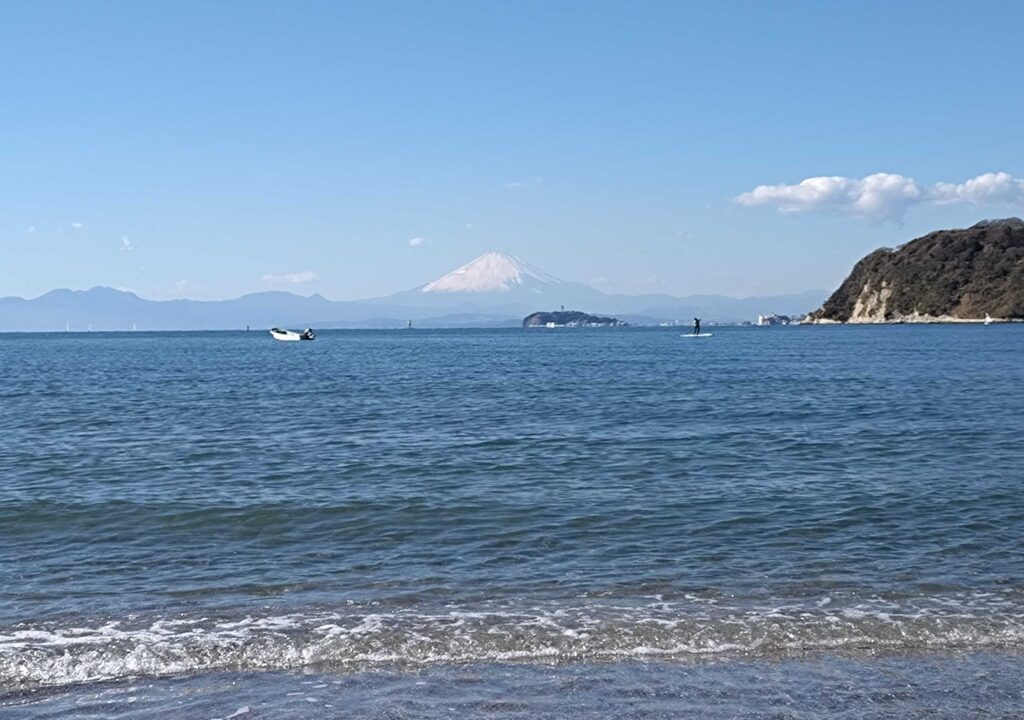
[693,317,701,336]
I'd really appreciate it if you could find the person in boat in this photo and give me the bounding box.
[693,317,701,336]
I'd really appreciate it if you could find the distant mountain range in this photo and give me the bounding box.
[0,251,825,331]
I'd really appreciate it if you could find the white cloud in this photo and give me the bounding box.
[71,222,84,229]
[505,177,540,190]
[930,172,1024,206]
[408,236,428,247]
[119,235,133,252]
[261,270,319,286]
[24,225,36,234]
[736,171,1024,222]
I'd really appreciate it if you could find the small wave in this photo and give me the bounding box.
[3,601,1024,689]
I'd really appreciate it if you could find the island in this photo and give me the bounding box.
[805,218,1024,323]
[522,310,626,328]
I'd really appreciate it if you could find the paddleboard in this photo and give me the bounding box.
[680,333,713,338]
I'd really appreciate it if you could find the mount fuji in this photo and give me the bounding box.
[423,251,562,293]
[371,251,610,313]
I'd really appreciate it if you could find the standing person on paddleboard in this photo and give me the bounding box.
[693,317,701,336]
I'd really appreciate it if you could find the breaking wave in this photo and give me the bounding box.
[4,598,1024,689]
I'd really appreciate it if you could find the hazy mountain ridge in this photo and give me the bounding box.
[808,218,1024,323]
[0,252,826,331]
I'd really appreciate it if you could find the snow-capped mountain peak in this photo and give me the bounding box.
[422,251,563,293]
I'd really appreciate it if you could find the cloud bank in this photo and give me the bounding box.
[736,171,1024,222]
[261,270,319,286]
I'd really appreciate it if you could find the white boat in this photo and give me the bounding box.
[270,327,315,342]
[984,314,993,325]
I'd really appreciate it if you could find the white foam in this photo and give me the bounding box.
[4,596,1024,689]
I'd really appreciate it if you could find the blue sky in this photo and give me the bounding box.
[1,1,1021,300]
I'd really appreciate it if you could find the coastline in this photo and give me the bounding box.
[803,315,1021,324]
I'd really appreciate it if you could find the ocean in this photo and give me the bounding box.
[1,326,1022,718]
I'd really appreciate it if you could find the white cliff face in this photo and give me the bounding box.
[422,252,564,293]
[849,280,893,322]
[837,280,996,323]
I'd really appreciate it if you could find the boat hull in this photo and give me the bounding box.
[270,329,303,342]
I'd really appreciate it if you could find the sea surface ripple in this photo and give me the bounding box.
[1,326,1023,711]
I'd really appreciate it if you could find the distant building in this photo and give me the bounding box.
[756,313,804,326]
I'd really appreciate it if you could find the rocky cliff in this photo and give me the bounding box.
[806,218,1024,323]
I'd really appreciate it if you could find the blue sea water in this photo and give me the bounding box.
[1,326,1022,718]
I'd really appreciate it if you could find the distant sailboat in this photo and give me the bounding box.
[408,320,413,330]
[984,313,993,325]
